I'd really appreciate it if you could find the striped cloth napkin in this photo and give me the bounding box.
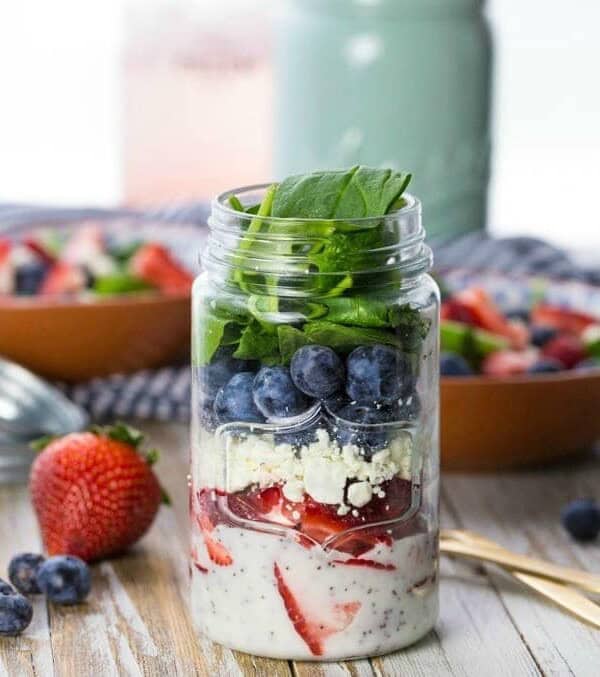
[2,202,599,423]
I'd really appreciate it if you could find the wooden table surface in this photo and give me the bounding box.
[1,422,599,676]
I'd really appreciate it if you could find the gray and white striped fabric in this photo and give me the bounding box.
[2,202,599,423]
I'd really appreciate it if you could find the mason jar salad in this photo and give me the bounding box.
[190,166,440,660]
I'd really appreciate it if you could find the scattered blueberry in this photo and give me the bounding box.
[505,307,530,323]
[15,261,48,295]
[0,579,13,596]
[214,372,265,424]
[527,358,563,374]
[290,345,345,399]
[199,347,257,401]
[440,352,474,377]
[346,345,414,404]
[335,404,391,456]
[561,499,600,542]
[0,592,33,636]
[253,367,312,419]
[530,325,558,348]
[8,553,45,595]
[36,555,91,605]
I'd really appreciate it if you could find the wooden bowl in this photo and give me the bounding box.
[0,293,190,382]
[441,369,600,471]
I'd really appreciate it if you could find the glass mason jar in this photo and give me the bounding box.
[273,0,492,238]
[190,186,440,660]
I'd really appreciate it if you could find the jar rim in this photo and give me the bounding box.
[212,183,422,227]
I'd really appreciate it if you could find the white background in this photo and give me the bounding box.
[0,0,598,254]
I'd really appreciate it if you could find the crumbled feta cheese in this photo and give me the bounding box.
[282,479,305,503]
[347,481,373,508]
[195,428,413,509]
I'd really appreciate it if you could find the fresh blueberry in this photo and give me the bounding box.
[440,352,474,377]
[0,579,13,596]
[15,261,49,295]
[505,307,530,323]
[290,345,345,399]
[214,372,265,424]
[36,555,91,605]
[0,593,33,636]
[530,325,558,348]
[335,404,391,456]
[199,347,257,401]
[8,553,45,595]
[561,499,600,542]
[322,391,351,414]
[346,345,414,405]
[253,367,312,419]
[527,359,563,374]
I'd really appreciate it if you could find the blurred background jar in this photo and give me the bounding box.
[273,0,492,239]
[123,0,274,205]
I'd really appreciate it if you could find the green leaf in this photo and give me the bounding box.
[161,488,172,506]
[303,321,403,353]
[228,195,245,212]
[325,297,390,328]
[271,166,411,219]
[99,422,145,448]
[194,312,232,366]
[30,435,59,452]
[278,325,313,364]
[234,321,281,364]
[145,448,160,465]
[388,304,431,351]
[93,274,153,295]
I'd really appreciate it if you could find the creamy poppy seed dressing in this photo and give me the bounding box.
[191,169,440,660]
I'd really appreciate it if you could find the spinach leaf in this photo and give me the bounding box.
[303,321,403,352]
[324,297,390,328]
[194,312,235,366]
[271,166,411,219]
[278,325,313,364]
[234,321,281,364]
[388,304,431,351]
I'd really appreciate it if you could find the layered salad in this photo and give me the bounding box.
[190,167,439,659]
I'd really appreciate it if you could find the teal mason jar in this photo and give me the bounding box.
[273,0,492,238]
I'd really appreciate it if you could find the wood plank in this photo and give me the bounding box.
[443,457,600,677]
[0,485,54,677]
[293,659,374,676]
[373,492,540,677]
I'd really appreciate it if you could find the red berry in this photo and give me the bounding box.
[542,334,587,369]
[30,428,163,562]
[130,243,193,293]
[531,305,597,336]
[482,349,538,377]
[40,262,86,295]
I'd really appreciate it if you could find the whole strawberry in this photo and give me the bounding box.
[30,424,167,562]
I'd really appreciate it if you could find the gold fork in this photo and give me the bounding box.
[440,529,600,628]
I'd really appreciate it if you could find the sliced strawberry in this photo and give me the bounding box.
[40,262,87,295]
[481,349,538,377]
[228,486,303,527]
[332,558,396,571]
[62,224,105,264]
[542,334,587,369]
[448,288,529,349]
[195,491,233,566]
[300,477,412,556]
[130,243,193,293]
[193,561,208,574]
[0,239,13,294]
[23,237,56,265]
[532,305,598,336]
[273,562,361,656]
